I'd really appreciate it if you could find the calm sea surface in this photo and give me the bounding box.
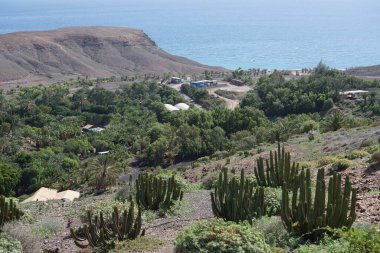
[0,0,379,69]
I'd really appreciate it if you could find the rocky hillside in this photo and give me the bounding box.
[346,64,380,78]
[0,26,225,84]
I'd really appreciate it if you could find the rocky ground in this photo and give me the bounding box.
[144,191,213,253]
[21,190,213,253]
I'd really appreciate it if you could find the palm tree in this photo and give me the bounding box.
[89,156,120,192]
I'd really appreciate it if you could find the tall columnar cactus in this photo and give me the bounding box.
[135,173,183,210]
[281,168,357,238]
[71,201,144,248]
[254,143,299,188]
[211,168,268,224]
[0,196,23,228]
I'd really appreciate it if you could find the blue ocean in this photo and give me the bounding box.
[0,0,379,70]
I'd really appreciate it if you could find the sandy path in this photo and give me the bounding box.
[144,190,213,253]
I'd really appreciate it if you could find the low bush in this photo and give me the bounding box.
[0,233,22,253]
[296,237,349,253]
[201,169,253,190]
[115,183,135,202]
[300,120,319,133]
[2,222,41,253]
[210,151,230,160]
[263,187,282,215]
[197,156,210,163]
[299,161,314,169]
[34,218,61,238]
[340,227,380,253]
[371,150,380,164]
[234,136,257,151]
[361,138,374,147]
[346,150,369,160]
[109,237,163,253]
[174,219,271,253]
[318,156,339,166]
[253,216,293,249]
[201,171,219,190]
[331,159,352,171]
[366,144,380,154]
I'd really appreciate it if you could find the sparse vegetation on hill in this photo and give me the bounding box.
[0,27,226,84]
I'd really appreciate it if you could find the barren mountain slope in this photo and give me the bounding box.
[346,64,380,78]
[0,26,225,84]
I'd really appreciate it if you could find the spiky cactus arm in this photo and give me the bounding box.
[72,202,145,249]
[254,143,299,188]
[135,173,183,211]
[0,196,23,228]
[211,168,268,223]
[280,168,357,238]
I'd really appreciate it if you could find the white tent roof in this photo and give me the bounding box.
[22,187,80,203]
[339,90,368,95]
[56,190,80,201]
[175,103,190,110]
[164,104,180,112]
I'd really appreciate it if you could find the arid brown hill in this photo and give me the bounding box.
[346,64,380,78]
[0,26,225,84]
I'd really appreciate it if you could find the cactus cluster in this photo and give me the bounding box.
[0,196,23,229]
[281,168,357,238]
[71,202,144,248]
[211,168,268,224]
[254,143,299,188]
[135,173,183,210]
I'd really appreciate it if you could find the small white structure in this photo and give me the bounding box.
[164,104,180,112]
[88,127,105,132]
[339,90,368,100]
[175,103,190,110]
[82,124,94,131]
[22,187,80,203]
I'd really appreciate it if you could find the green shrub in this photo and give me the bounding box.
[210,151,230,160]
[0,164,20,196]
[109,237,163,253]
[366,144,380,154]
[331,159,352,171]
[317,156,339,166]
[191,162,202,168]
[346,150,369,160]
[33,218,61,238]
[174,219,271,253]
[296,237,349,253]
[299,161,315,169]
[115,183,135,202]
[253,216,289,248]
[201,171,220,190]
[201,169,241,190]
[300,120,319,133]
[371,150,380,164]
[263,187,282,215]
[2,222,41,253]
[340,227,380,253]
[197,156,210,163]
[0,233,23,253]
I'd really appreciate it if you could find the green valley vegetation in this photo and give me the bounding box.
[0,63,379,199]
